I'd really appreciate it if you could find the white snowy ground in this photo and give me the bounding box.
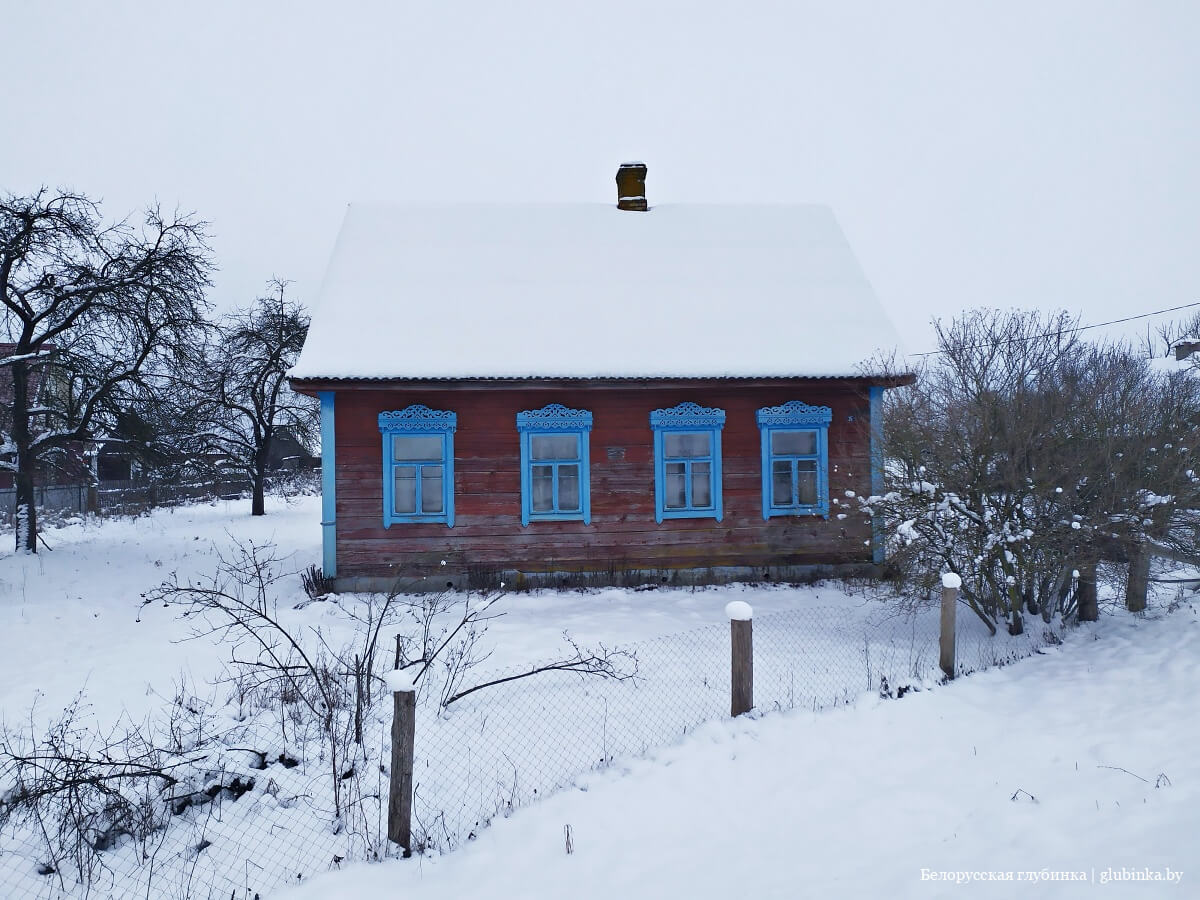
[1,499,1195,898]
[278,608,1199,900]
[0,496,324,730]
[0,495,864,730]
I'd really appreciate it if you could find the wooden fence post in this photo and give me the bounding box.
[1076,562,1099,621]
[939,573,960,679]
[1125,545,1150,613]
[726,601,754,716]
[384,672,416,856]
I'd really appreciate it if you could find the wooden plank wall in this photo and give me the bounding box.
[333,383,876,579]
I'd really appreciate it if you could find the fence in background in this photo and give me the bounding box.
[0,593,1066,899]
[0,472,319,527]
[0,483,94,525]
[92,479,252,518]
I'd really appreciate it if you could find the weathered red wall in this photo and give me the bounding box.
[332,382,876,579]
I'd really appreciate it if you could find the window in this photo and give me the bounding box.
[650,402,725,522]
[378,405,456,527]
[757,401,832,518]
[516,403,592,525]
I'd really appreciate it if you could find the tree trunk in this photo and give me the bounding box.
[1023,579,1039,616]
[1002,566,1024,635]
[1125,545,1150,613]
[251,438,270,516]
[13,464,38,553]
[1051,571,1072,622]
[1076,562,1099,622]
[251,469,266,516]
[1008,607,1024,636]
[11,360,38,553]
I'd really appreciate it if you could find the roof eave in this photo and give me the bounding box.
[290,372,916,395]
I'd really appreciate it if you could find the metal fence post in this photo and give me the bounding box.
[940,573,960,679]
[726,601,754,716]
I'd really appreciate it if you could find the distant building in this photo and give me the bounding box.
[266,425,319,471]
[0,343,89,490]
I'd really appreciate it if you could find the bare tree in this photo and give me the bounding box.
[865,309,1200,632]
[0,189,212,551]
[143,540,637,816]
[194,281,316,516]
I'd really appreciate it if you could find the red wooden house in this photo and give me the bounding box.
[290,166,910,590]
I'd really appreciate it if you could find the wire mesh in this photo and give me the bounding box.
[0,703,390,899]
[954,605,1066,675]
[0,595,1063,898]
[755,605,937,710]
[408,620,728,852]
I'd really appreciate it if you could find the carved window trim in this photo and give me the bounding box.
[649,402,725,523]
[378,405,457,527]
[516,404,593,526]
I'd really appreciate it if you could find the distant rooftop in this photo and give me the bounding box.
[290,202,905,382]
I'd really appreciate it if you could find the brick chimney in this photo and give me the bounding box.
[616,162,648,211]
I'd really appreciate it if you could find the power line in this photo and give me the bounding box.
[907,300,1200,358]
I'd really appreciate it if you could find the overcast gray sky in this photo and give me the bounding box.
[4,0,1197,356]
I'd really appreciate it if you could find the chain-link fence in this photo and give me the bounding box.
[0,692,396,900]
[408,621,729,853]
[0,597,1064,899]
[408,601,1065,853]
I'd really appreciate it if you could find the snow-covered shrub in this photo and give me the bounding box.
[0,689,251,890]
[863,309,1200,634]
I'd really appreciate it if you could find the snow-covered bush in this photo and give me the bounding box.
[864,309,1200,634]
[0,688,254,890]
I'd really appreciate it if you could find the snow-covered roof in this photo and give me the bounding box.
[290,203,905,382]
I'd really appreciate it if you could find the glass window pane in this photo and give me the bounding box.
[421,466,443,513]
[771,430,817,455]
[394,467,417,514]
[665,462,686,508]
[691,461,711,507]
[531,434,578,460]
[664,432,710,458]
[796,463,818,505]
[532,465,553,511]
[772,460,793,507]
[393,435,443,461]
[558,464,580,511]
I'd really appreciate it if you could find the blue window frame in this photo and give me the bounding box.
[516,404,592,525]
[378,405,456,527]
[650,402,725,523]
[757,401,832,519]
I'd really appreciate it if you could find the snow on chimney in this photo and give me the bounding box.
[616,162,648,211]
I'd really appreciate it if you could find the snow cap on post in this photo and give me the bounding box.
[383,668,417,694]
[725,600,754,621]
[941,572,962,590]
